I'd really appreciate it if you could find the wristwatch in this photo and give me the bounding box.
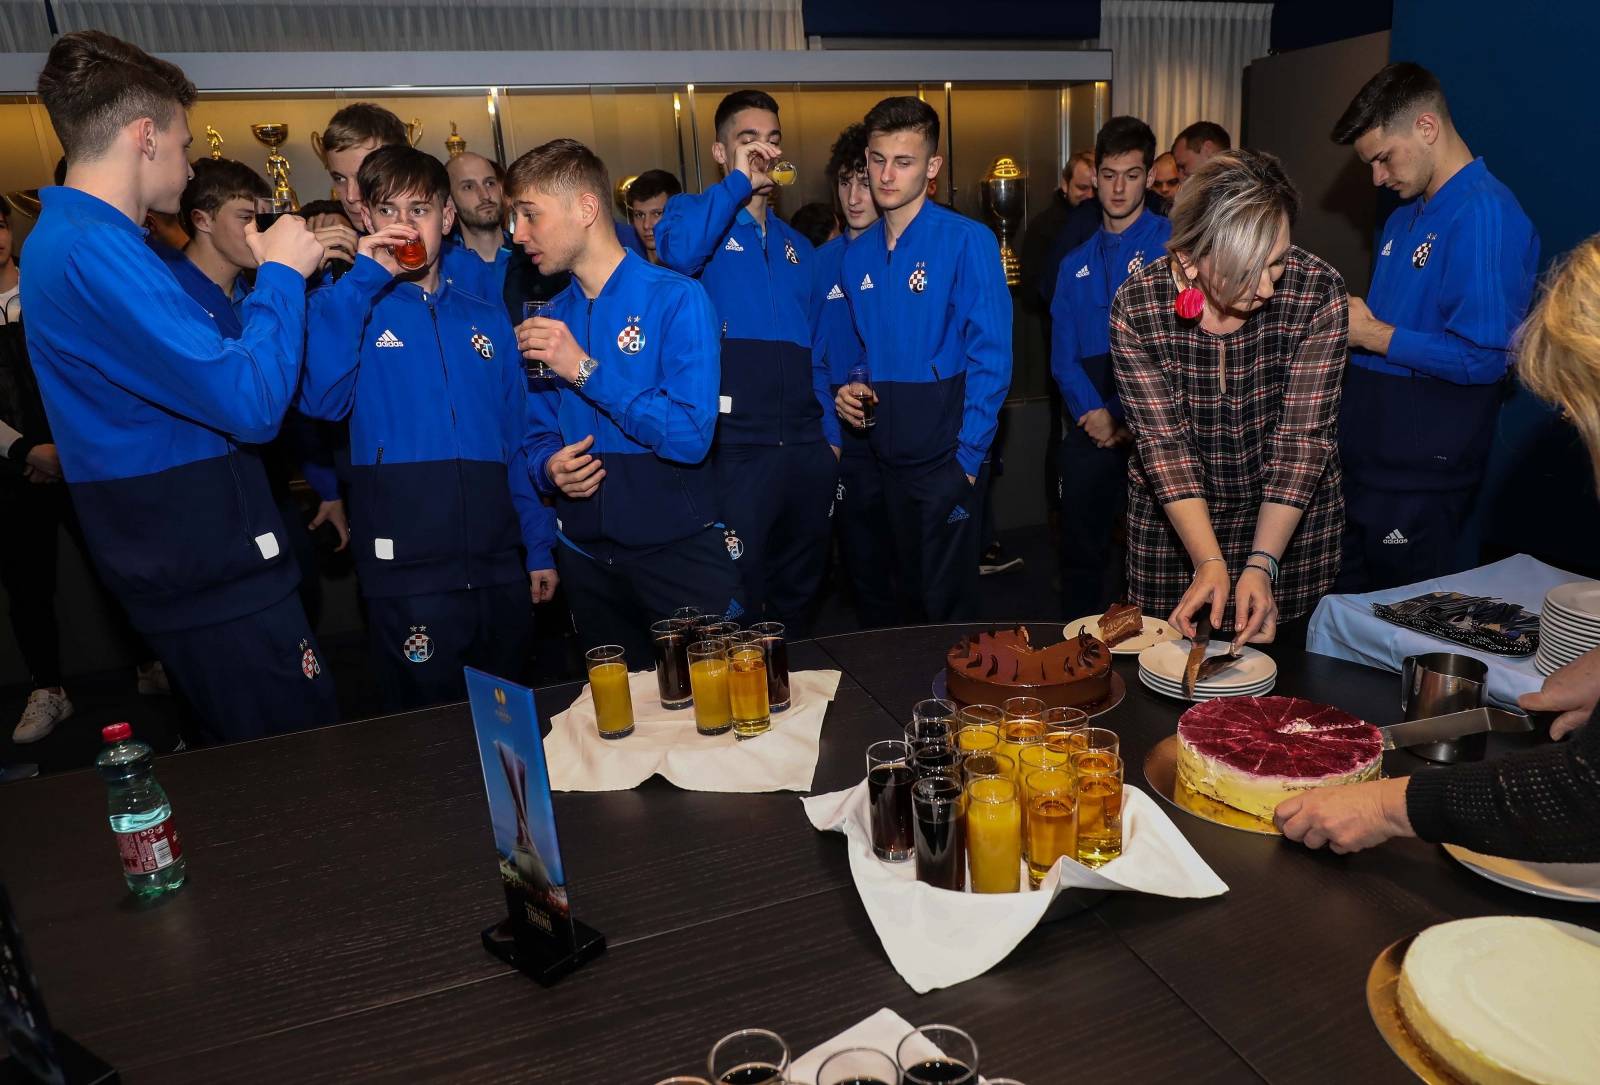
[572,356,600,389]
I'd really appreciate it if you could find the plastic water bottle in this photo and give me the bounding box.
[95,723,186,897]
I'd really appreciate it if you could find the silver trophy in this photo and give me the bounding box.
[979,155,1026,287]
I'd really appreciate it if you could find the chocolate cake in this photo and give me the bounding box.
[1098,603,1144,648]
[945,627,1112,709]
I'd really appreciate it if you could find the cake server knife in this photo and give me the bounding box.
[1182,614,1212,699]
[1379,707,1534,751]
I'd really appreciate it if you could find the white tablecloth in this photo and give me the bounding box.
[1306,554,1582,709]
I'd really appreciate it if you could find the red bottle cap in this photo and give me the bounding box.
[101,722,133,742]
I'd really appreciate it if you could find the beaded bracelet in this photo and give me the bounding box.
[1247,550,1281,582]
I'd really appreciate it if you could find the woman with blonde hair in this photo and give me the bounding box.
[1112,149,1347,645]
[1277,235,1600,857]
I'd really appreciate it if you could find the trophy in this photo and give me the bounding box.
[2,190,41,221]
[250,122,299,209]
[979,155,1026,287]
[406,117,424,147]
[204,125,224,160]
[445,122,467,159]
[613,174,638,218]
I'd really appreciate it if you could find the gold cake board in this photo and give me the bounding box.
[1142,734,1281,836]
[1366,935,1467,1085]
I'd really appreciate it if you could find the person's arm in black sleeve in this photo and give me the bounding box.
[1406,706,1600,862]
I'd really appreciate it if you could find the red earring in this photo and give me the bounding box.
[1174,286,1205,320]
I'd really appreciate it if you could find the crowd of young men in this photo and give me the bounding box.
[12,29,1537,750]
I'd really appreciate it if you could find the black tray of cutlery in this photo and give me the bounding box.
[1371,591,1539,656]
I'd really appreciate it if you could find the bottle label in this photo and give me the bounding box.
[116,818,182,874]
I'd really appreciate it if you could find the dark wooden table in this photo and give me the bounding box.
[2,625,1594,1083]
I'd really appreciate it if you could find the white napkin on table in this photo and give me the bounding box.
[544,668,840,792]
[1306,553,1578,708]
[803,781,1227,993]
[788,1007,930,1084]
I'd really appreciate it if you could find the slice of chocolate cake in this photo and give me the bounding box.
[1099,603,1144,648]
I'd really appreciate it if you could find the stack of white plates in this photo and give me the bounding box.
[1137,639,1277,702]
[1537,581,1600,676]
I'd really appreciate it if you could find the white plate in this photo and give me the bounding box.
[1137,638,1278,689]
[1443,844,1600,903]
[1538,641,1588,667]
[1546,580,1600,621]
[1136,666,1276,697]
[1541,599,1600,626]
[1065,613,1181,655]
[1138,669,1275,702]
[1537,619,1600,643]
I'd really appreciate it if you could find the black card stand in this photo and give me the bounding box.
[481,917,605,987]
[0,1032,119,1085]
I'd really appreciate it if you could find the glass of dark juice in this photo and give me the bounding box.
[707,1029,788,1085]
[253,195,292,234]
[911,774,965,891]
[848,363,875,429]
[650,619,692,710]
[866,739,915,862]
[750,620,789,711]
[897,1025,979,1085]
[818,1048,899,1085]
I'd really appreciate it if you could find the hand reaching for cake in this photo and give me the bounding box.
[1275,777,1414,853]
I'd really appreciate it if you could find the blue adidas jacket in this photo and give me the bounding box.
[524,250,722,549]
[809,232,859,449]
[1051,208,1172,420]
[840,200,1013,476]
[655,171,829,445]
[1355,158,1539,385]
[20,187,305,633]
[299,255,554,597]
[154,245,341,503]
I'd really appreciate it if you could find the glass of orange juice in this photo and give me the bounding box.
[585,645,633,739]
[688,639,732,737]
[1023,767,1078,888]
[965,774,1022,893]
[1075,751,1124,867]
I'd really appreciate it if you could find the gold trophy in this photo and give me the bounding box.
[979,155,1026,287]
[613,174,639,218]
[406,117,424,147]
[1,190,41,221]
[445,122,467,159]
[250,122,299,209]
[204,125,224,160]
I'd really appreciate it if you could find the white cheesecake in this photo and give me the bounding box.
[1176,696,1382,826]
[1398,916,1600,1085]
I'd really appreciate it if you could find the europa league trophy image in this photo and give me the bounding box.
[980,155,1026,287]
[249,122,299,209]
[445,122,467,159]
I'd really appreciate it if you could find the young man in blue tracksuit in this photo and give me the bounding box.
[300,145,557,710]
[508,138,741,668]
[836,96,1013,622]
[159,156,346,628]
[812,123,904,629]
[655,89,836,637]
[23,31,335,744]
[1051,116,1171,618]
[1331,63,1539,592]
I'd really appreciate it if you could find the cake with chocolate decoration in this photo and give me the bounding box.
[945,627,1112,709]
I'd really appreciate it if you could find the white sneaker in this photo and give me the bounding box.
[136,661,171,696]
[13,688,73,744]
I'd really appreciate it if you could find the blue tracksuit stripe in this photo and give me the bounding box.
[524,251,721,548]
[810,233,858,448]
[1050,209,1172,420]
[1355,158,1538,385]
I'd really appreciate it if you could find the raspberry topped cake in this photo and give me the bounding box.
[946,627,1112,709]
[1176,696,1382,828]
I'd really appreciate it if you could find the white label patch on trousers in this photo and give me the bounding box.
[375,538,395,560]
[254,532,280,560]
[719,395,733,414]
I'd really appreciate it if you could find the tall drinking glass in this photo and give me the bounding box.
[866,740,915,862]
[521,300,552,381]
[751,621,790,712]
[909,741,958,781]
[957,703,1005,731]
[585,645,633,739]
[1065,726,1120,759]
[728,645,771,739]
[1002,696,1046,722]
[907,698,956,751]
[897,1025,979,1085]
[847,363,875,429]
[708,1028,789,1085]
[965,775,1022,894]
[962,751,1014,788]
[954,725,1000,757]
[995,718,1044,783]
[818,1048,899,1085]
[1075,751,1124,867]
[911,774,965,891]
[651,619,693,710]
[253,194,292,233]
[1023,767,1078,888]
[688,639,732,736]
